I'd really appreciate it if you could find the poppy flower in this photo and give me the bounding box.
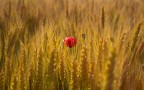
[63,37,77,48]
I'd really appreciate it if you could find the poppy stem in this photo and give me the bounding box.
[70,48,73,55]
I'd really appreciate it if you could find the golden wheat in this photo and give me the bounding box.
[0,0,144,90]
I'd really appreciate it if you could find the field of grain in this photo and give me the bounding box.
[0,0,144,90]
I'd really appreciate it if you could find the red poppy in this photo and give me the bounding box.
[63,37,77,48]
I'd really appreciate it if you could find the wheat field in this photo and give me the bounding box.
[0,0,144,90]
